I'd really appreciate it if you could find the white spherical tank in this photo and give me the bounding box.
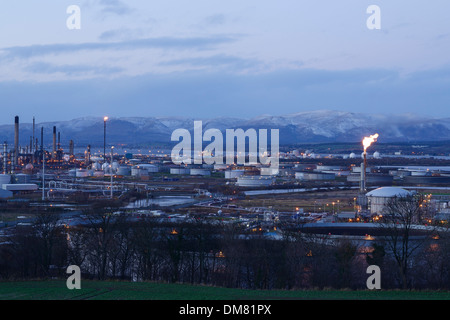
[112,161,120,170]
[92,162,101,170]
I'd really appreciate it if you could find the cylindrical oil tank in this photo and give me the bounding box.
[76,169,89,178]
[0,174,11,187]
[190,168,211,176]
[170,167,190,175]
[117,166,131,176]
[225,170,245,179]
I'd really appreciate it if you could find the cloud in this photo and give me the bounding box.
[99,0,133,16]
[159,54,261,72]
[0,35,238,61]
[98,28,146,41]
[24,62,124,76]
[203,14,227,26]
[2,66,450,124]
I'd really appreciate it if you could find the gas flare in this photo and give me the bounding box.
[362,133,379,152]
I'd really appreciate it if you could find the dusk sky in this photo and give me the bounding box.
[1,1,450,124]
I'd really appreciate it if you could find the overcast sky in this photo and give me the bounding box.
[0,0,449,124]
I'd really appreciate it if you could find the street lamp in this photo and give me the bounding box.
[103,116,108,161]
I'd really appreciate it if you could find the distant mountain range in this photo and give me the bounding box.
[1,110,449,148]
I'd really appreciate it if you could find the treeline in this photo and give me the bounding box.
[1,204,450,290]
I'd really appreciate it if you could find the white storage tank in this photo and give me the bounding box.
[225,170,245,179]
[13,174,31,184]
[117,166,131,176]
[137,164,158,173]
[93,170,104,177]
[214,164,229,171]
[366,187,413,214]
[190,168,211,176]
[112,161,120,171]
[91,162,101,170]
[0,174,11,187]
[236,175,275,187]
[260,167,279,176]
[76,169,89,178]
[68,169,77,177]
[131,166,149,177]
[170,167,190,175]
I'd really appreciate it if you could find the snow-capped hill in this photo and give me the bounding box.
[2,110,450,146]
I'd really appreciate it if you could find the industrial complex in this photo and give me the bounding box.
[1,115,450,233]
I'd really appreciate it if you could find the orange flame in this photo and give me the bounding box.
[362,133,379,152]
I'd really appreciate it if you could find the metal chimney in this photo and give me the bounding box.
[360,152,367,193]
[53,126,57,158]
[3,142,7,174]
[32,117,35,164]
[14,116,19,171]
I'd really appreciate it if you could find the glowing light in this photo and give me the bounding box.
[362,133,379,152]
[104,116,109,121]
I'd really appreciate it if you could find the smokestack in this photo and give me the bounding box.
[53,126,57,157]
[69,140,74,157]
[3,142,7,174]
[14,116,19,170]
[40,127,44,151]
[360,152,367,193]
[86,144,91,164]
[32,117,35,163]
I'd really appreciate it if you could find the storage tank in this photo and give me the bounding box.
[117,166,131,176]
[93,170,104,177]
[170,167,190,175]
[13,174,31,184]
[260,167,279,176]
[214,164,229,171]
[91,162,101,170]
[76,169,89,178]
[68,169,77,177]
[131,167,149,177]
[112,161,120,170]
[190,168,211,176]
[225,170,245,179]
[0,174,11,188]
[137,164,158,173]
[236,175,275,187]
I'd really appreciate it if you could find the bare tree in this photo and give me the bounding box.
[32,211,66,277]
[377,194,435,289]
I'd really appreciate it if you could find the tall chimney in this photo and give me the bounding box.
[360,152,367,193]
[40,127,44,151]
[3,142,7,174]
[69,140,74,157]
[14,116,19,171]
[32,117,35,164]
[53,126,57,158]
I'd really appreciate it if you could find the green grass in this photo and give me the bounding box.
[1,280,450,300]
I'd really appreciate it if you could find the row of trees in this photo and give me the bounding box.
[0,196,449,289]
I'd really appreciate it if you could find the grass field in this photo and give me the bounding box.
[1,280,450,300]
